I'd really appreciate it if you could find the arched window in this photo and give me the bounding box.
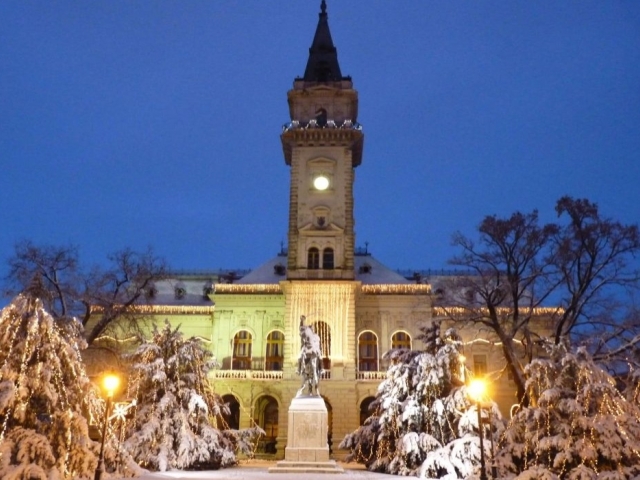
[358,331,379,372]
[308,247,320,269]
[391,331,412,350]
[322,248,334,269]
[359,396,376,426]
[232,330,252,370]
[265,331,284,371]
[311,321,331,372]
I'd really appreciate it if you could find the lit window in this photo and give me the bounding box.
[265,331,284,371]
[473,354,487,377]
[391,331,411,350]
[232,331,252,370]
[358,332,378,371]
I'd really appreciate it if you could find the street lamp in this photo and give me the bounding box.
[95,373,120,480]
[468,378,488,480]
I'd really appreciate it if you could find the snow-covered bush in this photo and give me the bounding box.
[496,343,640,479]
[123,321,262,471]
[341,323,503,478]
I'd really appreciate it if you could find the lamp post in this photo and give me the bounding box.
[468,378,488,480]
[95,373,120,480]
[486,402,497,479]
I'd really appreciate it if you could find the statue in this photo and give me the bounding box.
[296,316,323,397]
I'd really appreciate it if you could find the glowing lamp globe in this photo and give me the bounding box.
[313,175,330,191]
[468,378,487,402]
[103,374,120,397]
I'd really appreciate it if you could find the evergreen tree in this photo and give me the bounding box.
[341,324,502,478]
[123,321,262,471]
[496,344,640,479]
[0,290,104,479]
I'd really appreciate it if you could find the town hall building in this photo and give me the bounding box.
[97,2,533,459]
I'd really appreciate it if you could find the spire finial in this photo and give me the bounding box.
[320,0,327,15]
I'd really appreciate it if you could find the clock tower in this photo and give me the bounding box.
[281,0,364,281]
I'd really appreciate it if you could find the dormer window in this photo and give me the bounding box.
[203,286,214,299]
[359,263,372,274]
[274,264,286,276]
[175,287,186,299]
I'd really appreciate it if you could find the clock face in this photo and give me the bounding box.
[313,175,330,191]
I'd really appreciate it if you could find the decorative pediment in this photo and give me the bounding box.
[299,222,344,233]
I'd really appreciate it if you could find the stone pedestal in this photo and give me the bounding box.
[269,396,344,474]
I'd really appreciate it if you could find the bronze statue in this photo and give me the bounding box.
[296,315,323,397]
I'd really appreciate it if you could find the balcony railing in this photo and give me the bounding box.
[356,371,387,381]
[210,370,283,380]
[282,119,363,132]
[209,369,386,381]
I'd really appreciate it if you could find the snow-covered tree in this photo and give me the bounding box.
[341,323,502,479]
[496,343,640,479]
[0,288,103,479]
[123,321,262,471]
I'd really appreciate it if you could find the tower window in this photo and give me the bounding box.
[308,247,320,269]
[322,248,334,269]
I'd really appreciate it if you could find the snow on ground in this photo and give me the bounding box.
[116,460,396,479]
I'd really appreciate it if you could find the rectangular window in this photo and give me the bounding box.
[473,354,487,377]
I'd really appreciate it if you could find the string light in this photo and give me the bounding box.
[360,284,431,295]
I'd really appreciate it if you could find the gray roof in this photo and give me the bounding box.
[236,253,410,285]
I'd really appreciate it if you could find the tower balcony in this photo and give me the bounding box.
[282,118,362,132]
[281,120,364,167]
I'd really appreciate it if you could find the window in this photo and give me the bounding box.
[473,354,487,377]
[308,247,320,269]
[358,332,378,371]
[391,331,411,350]
[311,321,332,371]
[265,331,284,371]
[322,248,334,269]
[232,331,252,370]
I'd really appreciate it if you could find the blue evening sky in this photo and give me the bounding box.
[1,1,639,276]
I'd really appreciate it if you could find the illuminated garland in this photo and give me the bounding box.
[91,304,215,314]
[214,284,283,295]
[360,284,431,295]
[433,306,564,317]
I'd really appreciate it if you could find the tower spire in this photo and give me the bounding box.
[303,1,345,82]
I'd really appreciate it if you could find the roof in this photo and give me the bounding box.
[302,1,348,82]
[235,253,410,285]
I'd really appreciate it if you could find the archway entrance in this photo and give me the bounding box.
[255,395,279,454]
[359,396,376,426]
[220,394,240,430]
